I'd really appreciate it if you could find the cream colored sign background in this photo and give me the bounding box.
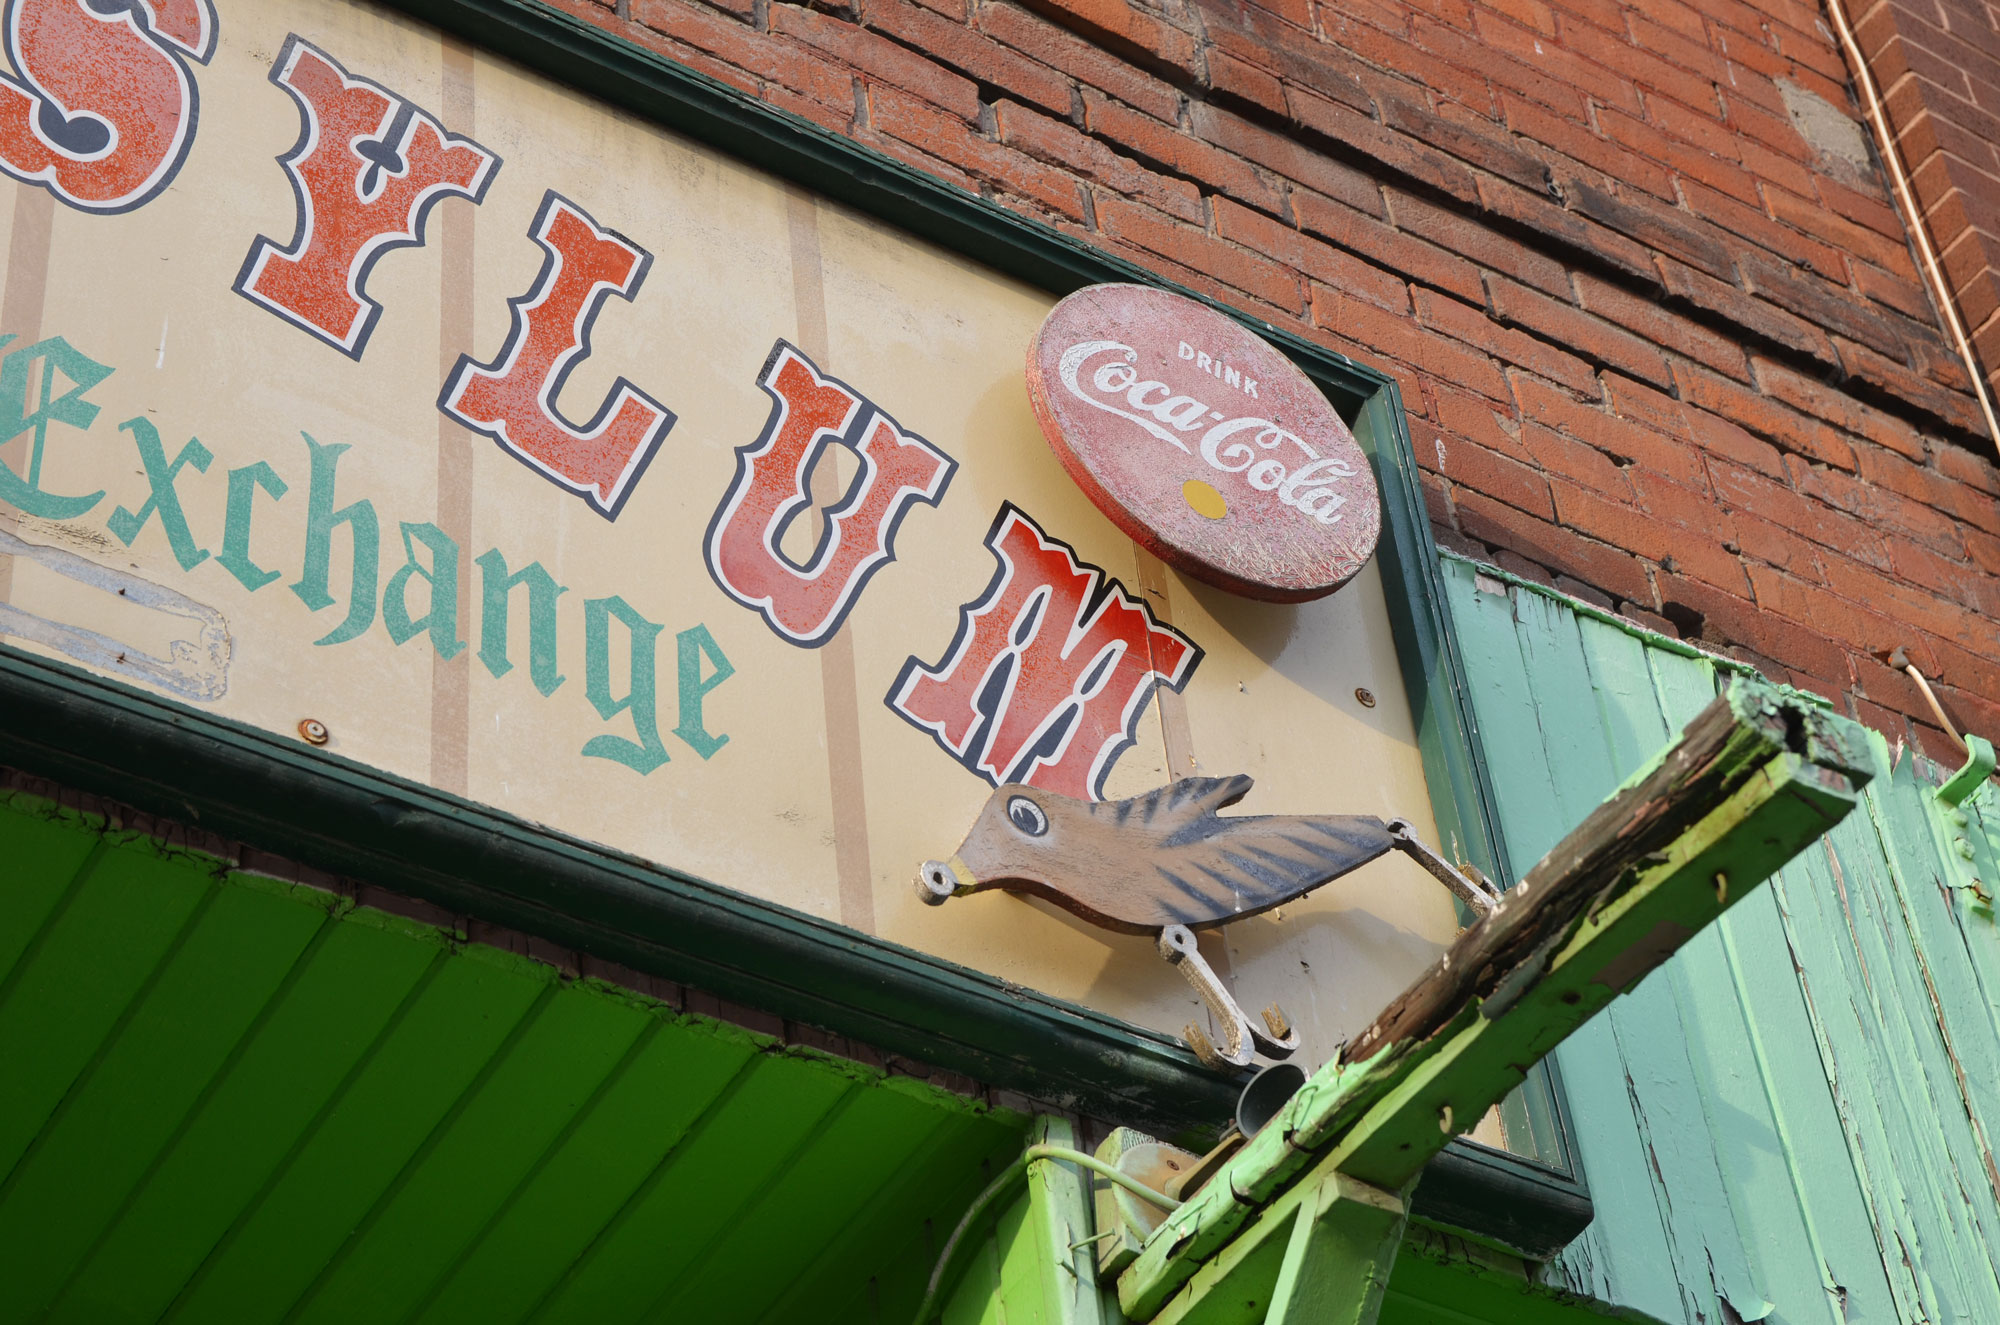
[0,0,1458,1065]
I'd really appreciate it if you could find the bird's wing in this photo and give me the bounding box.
[1103,775,1255,836]
[1147,814,1396,928]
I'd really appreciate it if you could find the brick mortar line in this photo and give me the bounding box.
[614,0,1993,447]
[1828,0,2000,442]
[1173,77,1979,430]
[647,0,1957,392]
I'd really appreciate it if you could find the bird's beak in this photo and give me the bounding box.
[916,856,980,906]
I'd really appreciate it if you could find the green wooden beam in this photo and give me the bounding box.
[1021,1117,1117,1325]
[1118,678,1873,1322]
[1144,1171,1407,1325]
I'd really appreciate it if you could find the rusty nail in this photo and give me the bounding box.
[298,718,330,746]
[1355,687,1376,708]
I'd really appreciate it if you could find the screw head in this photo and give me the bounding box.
[298,718,330,746]
[1354,687,1376,708]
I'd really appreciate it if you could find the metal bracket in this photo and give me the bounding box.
[1386,819,1500,916]
[1938,733,1997,809]
[1159,924,1299,1069]
[1158,825,1494,1069]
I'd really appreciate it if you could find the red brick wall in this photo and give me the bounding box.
[564,0,2000,757]
[1853,0,2000,414]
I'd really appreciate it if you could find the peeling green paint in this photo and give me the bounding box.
[1446,560,2000,1325]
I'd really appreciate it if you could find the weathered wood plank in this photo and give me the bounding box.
[1024,1118,1115,1325]
[1835,767,2000,1318]
[1118,678,1870,1321]
[1333,751,1863,1191]
[1570,621,1767,1324]
[1435,560,1555,876]
[1709,878,1899,1325]
[1442,575,1980,1325]
[1510,601,1699,1320]
[1347,679,1868,1065]
[1773,817,1950,1321]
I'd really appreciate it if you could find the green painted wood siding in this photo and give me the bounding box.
[0,791,1028,1325]
[1443,553,2000,1325]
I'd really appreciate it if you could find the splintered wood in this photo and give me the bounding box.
[1118,677,1874,1323]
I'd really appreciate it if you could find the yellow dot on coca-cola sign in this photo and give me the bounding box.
[1025,284,1383,602]
[1182,478,1228,520]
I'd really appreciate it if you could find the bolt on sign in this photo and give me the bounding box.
[0,0,1460,1060]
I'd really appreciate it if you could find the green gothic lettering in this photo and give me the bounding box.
[384,521,464,659]
[583,595,670,774]
[218,461,288,591]
[476,549,565,696]
[289,433,379,647]
[674,625,733,759]
[107,418,212,570]
[0,335,110,521]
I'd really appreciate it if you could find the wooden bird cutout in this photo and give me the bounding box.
[918,774,1497,1069]
[918,774,1402,932]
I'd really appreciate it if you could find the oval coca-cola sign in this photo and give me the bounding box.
[1026,284,1382,602]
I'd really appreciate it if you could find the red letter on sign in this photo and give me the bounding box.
[888,504,1201,801]
[705,342,955,647]
[235,35,498,358]
[439,192,672,521]
[0,0,216,212]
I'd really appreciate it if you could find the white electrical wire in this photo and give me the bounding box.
[1824,0,2000,445]
[910,1144,1180,1325]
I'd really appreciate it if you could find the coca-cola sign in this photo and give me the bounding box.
[1027,284,1382,602]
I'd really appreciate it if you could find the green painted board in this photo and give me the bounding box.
[810,1118,1030,1325]
[0,877,333,1319]
[1569,618,1765,1321]
[942,1234,1008,1325]
[524,1051,858,1324]
[408,1019,760,1325]
[1868,763,2000,1206]
[0,838,215,1186]
[644,1076,955,1321]
[1380,1234,1665,1325]
[993,1178,1050,1325]
[1820,793,2000,1316]
[164,948,557,1324]
[0,790,1039,1325]
[0,801,100,986]
[1435,559,1556,876]
[1443,572,1685,1321]
[288,983,656,1325]
[1443,557,2000,1325]
[44,912,449,1325]
[1707,881,1899,1324]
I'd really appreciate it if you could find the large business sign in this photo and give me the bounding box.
[0,0,1456,1061]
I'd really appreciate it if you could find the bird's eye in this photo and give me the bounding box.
[1006,795,1049,837]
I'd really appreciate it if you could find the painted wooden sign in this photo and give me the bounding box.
[0,0,1457,1064]
[1027,284,1382,602]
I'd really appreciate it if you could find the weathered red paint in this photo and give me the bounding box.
[0,0,216,214]
[1026,284,1381,603]
[236,36,498,359]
